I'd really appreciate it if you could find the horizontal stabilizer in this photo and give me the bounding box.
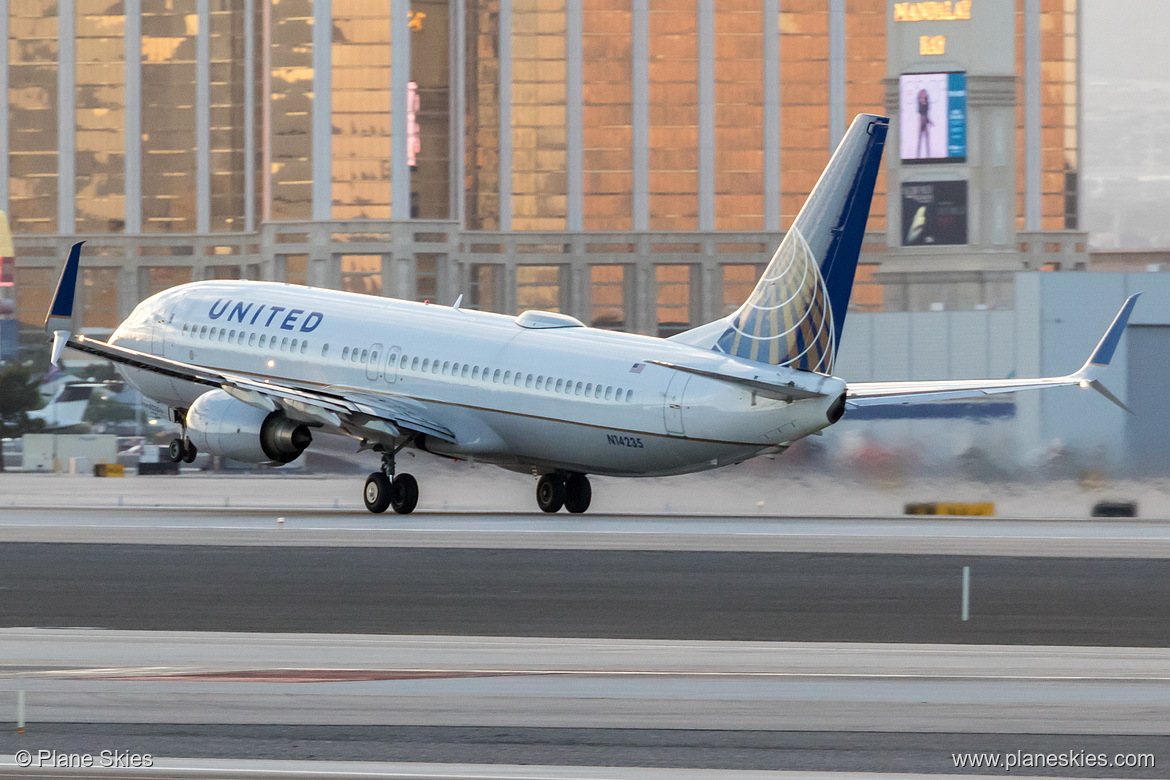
[847,295,1139,412]
[646,360,830,403]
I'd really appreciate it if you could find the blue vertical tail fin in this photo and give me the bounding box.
[679,114,887,372]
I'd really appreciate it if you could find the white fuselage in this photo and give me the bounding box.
[109,280,844,477]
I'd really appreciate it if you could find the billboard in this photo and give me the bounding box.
[0,319,16,361]
[899,72,967,164]
[901,180,968,246]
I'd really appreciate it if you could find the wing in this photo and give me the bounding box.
[846,295,1139,413]
[44,242,456,445]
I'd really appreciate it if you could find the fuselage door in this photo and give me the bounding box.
[384,345,401,384]
[663,372,690,436]
[150,301,174,357]
[366,343,384,381]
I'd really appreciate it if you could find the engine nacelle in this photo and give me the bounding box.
[186,389,312,464]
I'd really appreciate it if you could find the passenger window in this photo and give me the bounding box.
[595,384,602,398]
[238,332,245,345]
[555,379,563,392]
[626,390,633,402]
[461,364,469,378]
[585,383,592,395]
[493,369,501,383]
[301,340,309,354]
[342,346,350,360]
[535,376,544,390]
[322,344,329,357]
[616,387,623,400]
[443,361,451,375]
[248,332,256,346]
[421,358,429,372]
[472,366,480,379]
[280,337,288,351]
[605,386,613,400]
[503,370,511,383]
[515,372,522,386]
[411,357,420,370]
[370,348,378,364]
[259,334,267,348]
[566,382,573,395]
[399,354,408,368]
[182,324,189,335]
[229,329,236,341]
[526,374,534,388]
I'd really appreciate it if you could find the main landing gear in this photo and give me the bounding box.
[167,408,197,464]
[364,443,418,515]
[536,472,591,514]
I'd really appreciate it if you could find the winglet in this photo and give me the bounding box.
[1075,293,1139,378]
[1071,294,1139,414]
[44,241,85,336]
[44,241,86,365]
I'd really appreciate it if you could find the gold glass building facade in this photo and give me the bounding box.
[3,0,1082,333]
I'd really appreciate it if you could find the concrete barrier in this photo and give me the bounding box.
[94,463,125,478]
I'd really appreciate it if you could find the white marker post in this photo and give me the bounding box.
[961,566,970,621]
[17,688,25,733]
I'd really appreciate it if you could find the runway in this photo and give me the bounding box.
[6,507,1170,557]
[2,542,1170,645]
[1,631,1168,775]
[4,480,1170,776]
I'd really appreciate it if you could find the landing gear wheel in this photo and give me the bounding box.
[181,439,198,464]
[389,473,419,515]
[563,473,591,514]
[168,438,184,463]
[364,472,392,514]
[536,474,565,513]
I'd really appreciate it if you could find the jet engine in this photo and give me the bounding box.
[186,389,312,464]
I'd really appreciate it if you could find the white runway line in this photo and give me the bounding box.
[4,631,1170,734]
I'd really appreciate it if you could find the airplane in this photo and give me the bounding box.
[41,113,1137,514]
[28,376,99,430]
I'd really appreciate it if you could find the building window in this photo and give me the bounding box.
[339,255,382,296]
[416,253,440,301]
[138,266,193,300]
[655,264,693,337]
[590,265,626,330]
[469,264,503,312]
[81,268,121,329]
[281,254,309,286]
[516,265,564,313]
[721,264,761,315]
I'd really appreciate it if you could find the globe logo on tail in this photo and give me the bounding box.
[714,226,836,373]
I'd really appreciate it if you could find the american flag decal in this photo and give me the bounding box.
[629,363,645,373]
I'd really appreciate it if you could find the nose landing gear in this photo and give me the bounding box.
[364,441,418,514]
[536,472,591,514]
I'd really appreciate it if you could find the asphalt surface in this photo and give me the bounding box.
[10,509,1170,557]
[2,544,1170,645]
[1,725,1166,777]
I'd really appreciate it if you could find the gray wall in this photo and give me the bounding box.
[832,272,1170,473]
